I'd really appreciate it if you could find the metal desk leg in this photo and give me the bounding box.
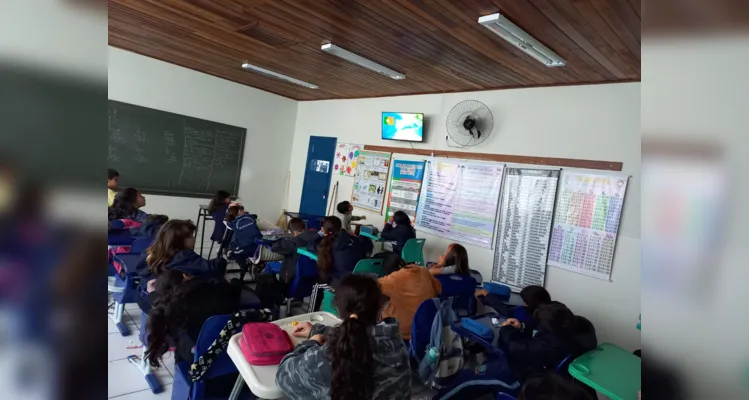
[200,210,207,257]
[228,374,245,400]
[196,208,204,257]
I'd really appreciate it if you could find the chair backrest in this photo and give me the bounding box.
[287,254,319,300]
[359,225,375,235]
[129,237,152,254]
[209,210,228,242]
[435,274,478,317]
[321,290,338,316]
[409,298,440,360]
[401,238,425,265]
[353,258,385,277]
[191,314,235,399]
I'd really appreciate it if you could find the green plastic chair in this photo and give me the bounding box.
[401,238,426,265]
[568,343,641,400]
[321,289,338,316]
[353,259,385,277]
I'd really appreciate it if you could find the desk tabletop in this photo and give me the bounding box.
[451,313,506,356]
[568,343,641,400]
[227,312,341,399]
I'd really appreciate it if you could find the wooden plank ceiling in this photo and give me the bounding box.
[109,0,641,101]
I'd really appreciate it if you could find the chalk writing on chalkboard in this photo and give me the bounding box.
[108,100,245,197]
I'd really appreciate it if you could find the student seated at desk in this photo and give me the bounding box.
[135,220,227,312]
[276,275,410,400]
[498,303,597,380]
[107,168,119,207]
[306,216,370,312]
[428,243,483,283]
[378,259,442,340]
[380,210,416,255]
[108,187,148,223]
[224,204,262,257]
[476,285,552,325]
[334,200,366,234]
[270,217,319,285]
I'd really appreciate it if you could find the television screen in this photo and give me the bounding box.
[382,112,424,142]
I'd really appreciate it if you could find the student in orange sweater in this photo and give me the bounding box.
[378,259,442,340]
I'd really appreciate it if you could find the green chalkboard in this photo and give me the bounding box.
[107,100,246,198]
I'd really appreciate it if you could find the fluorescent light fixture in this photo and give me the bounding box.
[321,43,405,80]
[478,12,565,67]
[241,62,318,89]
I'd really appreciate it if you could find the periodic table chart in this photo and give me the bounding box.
[548,172,629,281]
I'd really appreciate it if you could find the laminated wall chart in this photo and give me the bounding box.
[384,160,425,223]
[548,172,628,281]
[416,159,504,248]
[351,150,391,213]
[333,143,363,177]
[492,168,560,290]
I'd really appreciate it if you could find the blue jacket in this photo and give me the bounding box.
[227,214,262,252]
[308,231,369,284]
[129,217,165,238]
[135,249,227,298]
[379,223,416,255]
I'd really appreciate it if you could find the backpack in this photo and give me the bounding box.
[240,322,293,365]
[418,297,464,387]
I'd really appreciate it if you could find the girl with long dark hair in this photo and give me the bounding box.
[314,216,367,283]
[276,275,411,400]
[108,187,148,222]
[207,190,231,215]
[380,210,416,255]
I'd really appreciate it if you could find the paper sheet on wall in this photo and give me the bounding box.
[333,143,362,177]
[547,172,628,281]
[492,168,560,291]
[351,150,391,213]
[416,158,504,248]
[384,160,425,224]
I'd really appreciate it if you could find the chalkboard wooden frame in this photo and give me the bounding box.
[108,100,246,198]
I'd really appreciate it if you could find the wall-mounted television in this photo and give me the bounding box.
[382,112,424,142]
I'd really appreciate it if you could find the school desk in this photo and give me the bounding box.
[450,312,507,357]
[568,343,641,400]
[226,311,341,400]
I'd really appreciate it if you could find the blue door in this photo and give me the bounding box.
[299,136,337,216]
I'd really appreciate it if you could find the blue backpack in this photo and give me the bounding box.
[417,297,464,387]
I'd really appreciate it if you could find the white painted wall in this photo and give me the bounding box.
[288,82,641,350]
[108,47,298,251]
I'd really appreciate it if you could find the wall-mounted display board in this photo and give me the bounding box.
[351,150,391,213]
[415,158,504,248]
[492,168,560,291]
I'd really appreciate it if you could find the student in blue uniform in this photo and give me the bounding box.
[224,204,263,258]
[380,210,416,255]
[135,219,227,313]
[108,187,148,222]
[270,217,320,285]
[498,302,597,380]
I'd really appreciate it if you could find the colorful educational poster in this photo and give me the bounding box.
[548,172,629,281]
[416,158,504,248]
[351,150,391,213]
[492,168,560,291]
[384,160,426,224]
[333,143,362,177]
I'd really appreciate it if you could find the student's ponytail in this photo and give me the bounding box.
[329,318,373,400]
[145,269,200,367]
[317,216,342,279]
[326,274,382,400]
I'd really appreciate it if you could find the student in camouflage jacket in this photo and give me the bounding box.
[275,275,411,400]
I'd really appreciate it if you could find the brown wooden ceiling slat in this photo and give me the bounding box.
[529,0,627,79]
[572,1,640,75]
[589,0,641,62]
[494,0,613,81]
[108,0,640,100]
[626,0,641,18]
